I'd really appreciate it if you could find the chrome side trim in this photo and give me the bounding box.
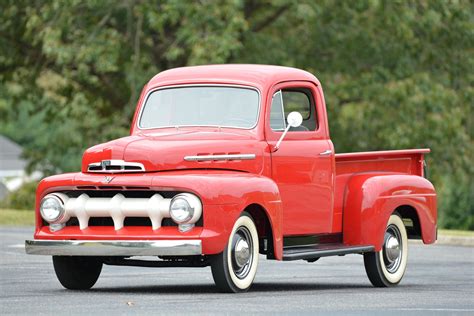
[25,239,202,256]
[184,154,256,162]
[87,159,145,173]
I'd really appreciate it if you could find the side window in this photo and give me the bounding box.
[270,88,317,132]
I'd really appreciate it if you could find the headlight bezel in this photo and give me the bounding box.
[39,194,66,223]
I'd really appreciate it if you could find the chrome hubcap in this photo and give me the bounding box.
[385,236,400,262]
[231,227,253,279]
[383,224,403,273]
[234,238,250,267]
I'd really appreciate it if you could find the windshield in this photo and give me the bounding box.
[139,86,260,129]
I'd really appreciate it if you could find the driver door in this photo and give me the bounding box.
[265,81,334,236]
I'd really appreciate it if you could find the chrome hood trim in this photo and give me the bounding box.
[183,154,256,162]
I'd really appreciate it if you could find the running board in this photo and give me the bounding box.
[282,244,374,261]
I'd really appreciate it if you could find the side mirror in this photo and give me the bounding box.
[273,112,303,152]
[287,111,303,128]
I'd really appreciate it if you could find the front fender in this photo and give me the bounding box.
[343,173,437,251]
[150,172,284,259]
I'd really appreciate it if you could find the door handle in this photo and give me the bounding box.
[319,149,333,156]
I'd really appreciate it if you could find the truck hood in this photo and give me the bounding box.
[81,130,265,174]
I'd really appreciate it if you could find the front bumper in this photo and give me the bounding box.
[25,239,202,256]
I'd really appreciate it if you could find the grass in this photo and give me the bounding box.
[0,209,35,226]
[0,209,473,238]
[439,229,474,237]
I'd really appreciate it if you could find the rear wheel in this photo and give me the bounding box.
[53,256,102,290]
[364,214,408,287]
[211,212,259,293]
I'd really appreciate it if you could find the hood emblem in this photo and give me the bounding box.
[103,176,114,184]
[101,160,112,169]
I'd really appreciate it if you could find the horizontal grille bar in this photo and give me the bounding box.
[65,216,178,227]
[65,190,174,199]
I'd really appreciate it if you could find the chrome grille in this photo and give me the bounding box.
[45,190,202,230]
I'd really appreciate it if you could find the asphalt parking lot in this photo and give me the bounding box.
[1,226,473,315]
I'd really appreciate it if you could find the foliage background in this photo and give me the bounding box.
[0,0,472,229]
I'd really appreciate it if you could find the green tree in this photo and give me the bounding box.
[0,0,289,173]
[238,0,473,229]
[0,0,472,229]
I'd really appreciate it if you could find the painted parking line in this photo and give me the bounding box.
[7,244,25,248]
[395,308,474,312]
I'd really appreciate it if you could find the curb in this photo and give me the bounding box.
[436,235,474,247]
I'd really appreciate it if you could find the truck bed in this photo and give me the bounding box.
[332,148,430,232]
[335,148,429,177]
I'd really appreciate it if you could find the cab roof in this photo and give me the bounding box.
[147,64,320,91]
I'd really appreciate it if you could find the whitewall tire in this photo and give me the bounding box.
[211,212,259,293]
[364,213,408,287]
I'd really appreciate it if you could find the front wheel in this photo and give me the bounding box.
[364,214,408,287]
[53,256,102,290]
[211,212,259,293]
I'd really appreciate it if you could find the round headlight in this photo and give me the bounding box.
[170,196,194,223]
[169,193,202,224]
[40,194,65,223]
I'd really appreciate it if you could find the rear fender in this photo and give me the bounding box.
[342,173,437,251]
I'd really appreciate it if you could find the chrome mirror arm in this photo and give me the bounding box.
[273,124,292,152]
[272,111,303,152]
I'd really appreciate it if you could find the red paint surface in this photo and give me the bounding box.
[264,81,334,235]
[34,65,437,260]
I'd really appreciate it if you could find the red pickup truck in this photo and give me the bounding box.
[26,65,437,293]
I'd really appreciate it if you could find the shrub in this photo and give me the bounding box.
[0,181,37,210]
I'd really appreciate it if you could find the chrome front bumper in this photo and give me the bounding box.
[25,239,202,256]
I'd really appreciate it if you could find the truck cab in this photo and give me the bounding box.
[26,65,437,293]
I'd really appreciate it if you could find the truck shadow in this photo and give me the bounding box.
[87,282,374,294]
